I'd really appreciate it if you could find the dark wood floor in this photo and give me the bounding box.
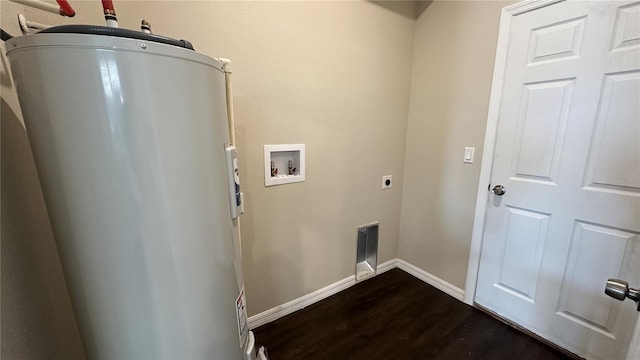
[253,268,572,360]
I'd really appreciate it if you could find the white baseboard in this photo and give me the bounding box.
[396,259,465,301]
[248,258,463,329]
[247,259,397,329]
[375,258,398,274]
[248,274,355,329]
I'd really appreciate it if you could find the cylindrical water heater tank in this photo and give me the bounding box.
[7,27,249,359]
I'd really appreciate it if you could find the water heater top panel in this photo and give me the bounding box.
[39,25,194,50]
[6,26,222,73]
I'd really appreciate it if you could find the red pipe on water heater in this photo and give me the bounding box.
[101,0,115,14]
[55,0,75,17]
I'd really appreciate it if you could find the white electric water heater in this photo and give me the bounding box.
[6,26,256,359]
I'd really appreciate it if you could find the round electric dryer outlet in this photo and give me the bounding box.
[382,175,392,189]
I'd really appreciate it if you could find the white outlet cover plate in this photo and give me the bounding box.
[382,175,392,189]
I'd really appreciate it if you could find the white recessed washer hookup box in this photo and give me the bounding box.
[264,144,305,187]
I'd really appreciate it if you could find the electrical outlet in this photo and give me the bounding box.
[382,175,392,189]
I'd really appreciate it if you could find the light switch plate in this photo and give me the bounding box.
[464,147,475,163]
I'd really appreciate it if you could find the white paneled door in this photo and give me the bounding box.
[475,1,640,359]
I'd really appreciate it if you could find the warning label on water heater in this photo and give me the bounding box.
[236,286,248,348]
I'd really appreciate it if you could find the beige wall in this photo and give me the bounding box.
[398,0,511,289]
[1,1,414,357]
[114,0,415,315]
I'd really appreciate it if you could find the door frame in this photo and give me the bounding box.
[462,0,640,357]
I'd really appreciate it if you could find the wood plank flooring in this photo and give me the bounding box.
[253,268,573,360]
